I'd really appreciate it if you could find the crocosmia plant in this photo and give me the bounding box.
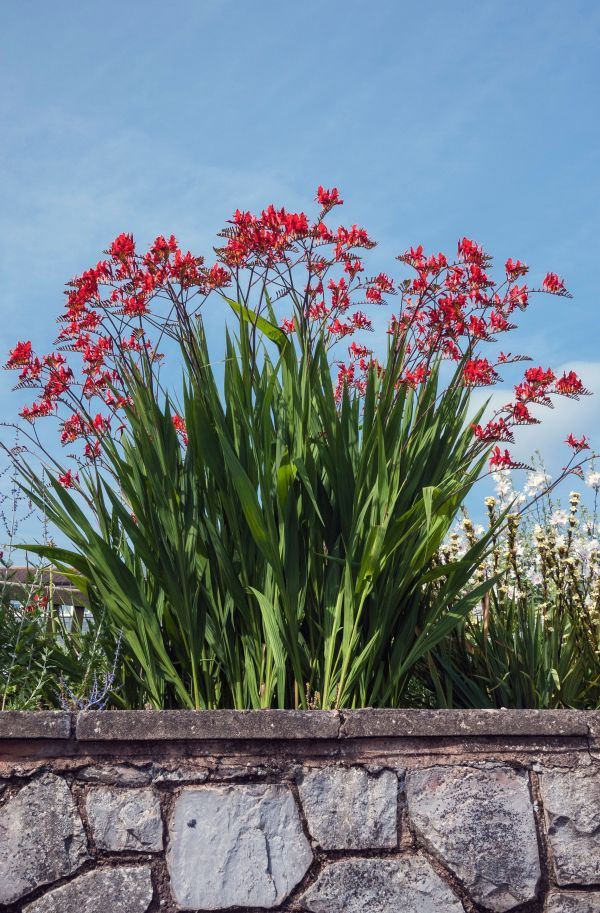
[4,187,592,709]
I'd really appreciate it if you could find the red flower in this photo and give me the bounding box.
[365,286,383,303]
[472,418,514,443]
[6,341,33,368]
[92,413,111,435]
[60,413,86,444]
[505,258,528,278]
[401,364,429,387]
[565,433,589,451]
[344,258,363,279]
[463,358,497,386]
[524,366,555,387]
[58,469,79,489]
[554,370,588,397]
[109,233,136,262]
[20,399,54,421]
[172,414,188,445]
[458,237,486,265]
[489,447,518,469]
[205,264,231,289]
[348,342,371,359]
[84,440,101,460]
[281,317,296,334]
[542,272,567,294]
[316,186,343,208]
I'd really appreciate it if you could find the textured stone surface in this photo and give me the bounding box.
[340,708,593,738]
[0,711,72,739]
[77,708,340,740]
[77,764,151,786]
[405,765,540,912]
[297,766,397,849]
[0,773,88,904]
[23,865,154,913]
[541,767,600,885]
[300,855,465,913]
[546,893,600,913]
[86,786,163,852]
[167,783,313,909]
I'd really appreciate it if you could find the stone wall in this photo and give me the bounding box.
[0,709,598,913]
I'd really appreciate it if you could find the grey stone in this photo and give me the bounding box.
[541,767,600,885]
[76,709,340,740]
[86,786,163,852]
[0,711,73,739]
[299,855,465,913]
[340,709,592,738]
[167,783,313,909]
[297,766,397,849]
[546,893,600,913]
[77,764,151,786]
[23,865,153,913]
[151,763,210,783]
[0,773,88,904]
[405,765,540,912]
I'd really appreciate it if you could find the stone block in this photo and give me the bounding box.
[0,773,88,905]
[166,783,312,909]
[86,786,163,852]
[297,765,398,849]
[405,765,540,911]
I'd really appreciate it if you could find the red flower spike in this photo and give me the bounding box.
[58,469,79,489]
[172,414,188,446]
[109,233,135,263]
[542,272,567,295]
[316,186,344,208]
[565,433,589,451]
[554,371,589,397]
[6,341,33,368]
[489,447,518,469]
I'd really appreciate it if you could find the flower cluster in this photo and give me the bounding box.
[5,186,593,483]
[445,467,600,632]
[5,232,232,473]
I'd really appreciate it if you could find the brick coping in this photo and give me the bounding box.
[0,708,597,741]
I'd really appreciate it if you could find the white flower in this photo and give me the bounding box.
[493,472,513,497]
[550,509,568,526]
[572,537,600,566]
[526,568,543,586]
[524,471,551,497]
[586,471,600,490]
[474,524,485,537]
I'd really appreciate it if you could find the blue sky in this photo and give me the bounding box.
[1,0,600,511]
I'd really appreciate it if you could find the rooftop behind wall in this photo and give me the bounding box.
[0,709,599,912]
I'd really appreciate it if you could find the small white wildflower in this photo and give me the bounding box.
[550,509,569,526]
[474,524,485,537]
[526,568,543,586]
[524,471,551,497]
[586,471,600,490]
[493,472,513,497]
